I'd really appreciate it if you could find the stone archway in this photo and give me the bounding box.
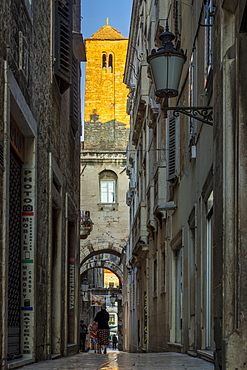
[80,246,125,351]
[80,260,123,286]
[80,241,125,265]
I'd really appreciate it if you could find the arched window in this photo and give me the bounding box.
[108,54,113,71]
[102,53,107,69]
[99,170,117,203]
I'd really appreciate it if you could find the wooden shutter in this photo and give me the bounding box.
[54,0,72,93]
[167,115,179,182]
[70,56,80,135]
[0,143,4,169]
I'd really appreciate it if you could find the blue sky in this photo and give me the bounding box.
[81,0,133,39]
[80,0,133,136]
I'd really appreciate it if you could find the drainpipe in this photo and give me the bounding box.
[2,59,10,368]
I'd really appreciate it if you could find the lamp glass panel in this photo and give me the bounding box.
[149,54,185,95]
[167,55,185,91]
[81,282,89,292]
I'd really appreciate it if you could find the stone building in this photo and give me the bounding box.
[124,0,247,368]
[0,0,85,368]
[80,20,129,349]
[124,0,213,360]
[213,1,247,368]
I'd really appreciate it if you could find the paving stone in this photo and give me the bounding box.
[21,350,214,369]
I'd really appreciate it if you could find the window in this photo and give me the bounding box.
[99,171,117,203]
[175,247,183,343]
[108,54,113,71]
[102,52,114,72]
[154,260,157,294]
[204,0,213,80]
[54,0,72,93]
[188,50,196,145]
[162,251,166,291]
[109,314,115,323]
[100,180,115,203]
[102,53,107,69]
[206,191,214,348]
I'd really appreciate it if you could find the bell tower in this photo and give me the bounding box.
[84,20,129,150]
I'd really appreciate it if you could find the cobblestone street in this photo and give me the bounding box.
[19,350,214,369]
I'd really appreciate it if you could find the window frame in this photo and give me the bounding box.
[99,170,117,204]
[100,179,116,203]
[204,0,214,82]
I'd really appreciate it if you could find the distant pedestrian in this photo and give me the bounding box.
[79,320,88,352]
[88,321,98,353]
[94,305,110,354]
[112,334,118,350]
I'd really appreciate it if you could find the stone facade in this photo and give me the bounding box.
[213,1,247,368]
[80,21,130,350]
[124,0,214,358]
[124,0,247,368]
[0,0,85,368]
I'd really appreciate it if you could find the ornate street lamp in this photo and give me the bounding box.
[81,277,89,294]
[147,28,186,98]
[147,23,213,125]
[110,293,117,306]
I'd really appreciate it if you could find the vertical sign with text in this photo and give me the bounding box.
[21,166,35,355]
[68,223,76,343]
[144,292,148,344]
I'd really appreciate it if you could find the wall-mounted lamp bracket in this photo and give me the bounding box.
[164,106,213,125]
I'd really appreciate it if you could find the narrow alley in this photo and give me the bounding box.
[18,351,213,370]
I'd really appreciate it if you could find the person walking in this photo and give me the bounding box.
[79,320,88,352]
[112,334,118,350]
[94,305,110,354]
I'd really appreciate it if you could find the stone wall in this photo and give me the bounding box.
[0,0,82,366]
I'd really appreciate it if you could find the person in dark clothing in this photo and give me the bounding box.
[80,320,88,352]
[112,334,118,349]
[94,305,110,354]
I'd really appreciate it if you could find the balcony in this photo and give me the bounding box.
[131,62,149,146]
[153,165,167,212]
[131,202,148,259]
[146,182,157,233]
[80,211,93,239]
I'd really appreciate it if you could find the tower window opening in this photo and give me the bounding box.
[108,54,113,71]
[102,53,107,69]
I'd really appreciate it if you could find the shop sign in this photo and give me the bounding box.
[68,224,76,343]
[21,166,35,355]
[91,295,106,306]
[144,292,148,343]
